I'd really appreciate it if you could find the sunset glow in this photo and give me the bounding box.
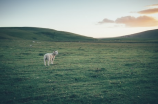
[0,0,158,38]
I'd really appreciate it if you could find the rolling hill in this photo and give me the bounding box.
[118,29,158,39]
[0,27,95,42]
[0,27,158,43]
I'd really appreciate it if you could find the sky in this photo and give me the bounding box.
[0,0,158,38]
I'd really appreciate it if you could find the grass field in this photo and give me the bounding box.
[0,39,158,104]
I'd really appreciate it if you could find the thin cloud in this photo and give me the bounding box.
[99,16,158,27]
[147,3,158,7]
[138,8,158,14]
[98,18,114,24]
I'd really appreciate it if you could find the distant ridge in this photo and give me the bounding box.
[119,29,158,39]
[0,27,94,41]
[1,27,158,43]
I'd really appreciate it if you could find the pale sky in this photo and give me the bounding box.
[0,0,158,38]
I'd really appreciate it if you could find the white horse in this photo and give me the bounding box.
[44,50,58,66]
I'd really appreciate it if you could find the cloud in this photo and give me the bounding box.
[98,18,114,24]
[116,16,158,27]
[138,8,158,14]
[147,3,158,7]
[99,16,158,27]
[98,3,158,27]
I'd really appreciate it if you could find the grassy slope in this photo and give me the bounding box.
[119,29,158,39]
[0,27,95,42]
[0,39,158,104]
[100,29,158,43]
[1,27,158,43]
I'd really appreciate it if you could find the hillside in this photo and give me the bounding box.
[0,27,94,42]
[1,27,158,43]
[119,29,158,39]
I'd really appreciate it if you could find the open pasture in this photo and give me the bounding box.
[0,40,158,104]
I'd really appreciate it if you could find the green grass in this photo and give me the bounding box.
[0,39,158,104]
[0,27,95,42]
